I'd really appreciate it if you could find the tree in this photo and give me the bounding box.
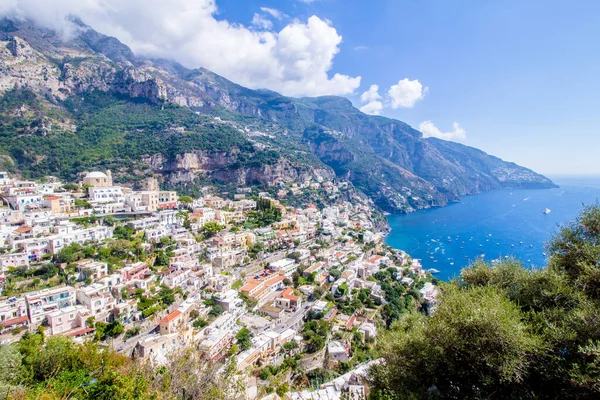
[105,321,124,338]
[179,195,193,204]
[154,251,170,267]
[370,204,600,399]
[313,286,325,299]
[236,328,252,351]
[371,285,541,399]
[209,305,223,317]
[193,318,208,329]
[201,222,224,238]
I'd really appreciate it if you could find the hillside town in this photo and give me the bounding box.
[0,170,438,399]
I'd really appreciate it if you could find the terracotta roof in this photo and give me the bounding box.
[44,195,61,200]
[279,288,299,301]
[159,310,182,324]
[346,315,357,329]
[15,226,32,233]
[68,327,95,336]
[368,255,382,263]
[0,315,29,327]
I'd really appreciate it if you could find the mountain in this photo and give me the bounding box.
[0,18,556,213]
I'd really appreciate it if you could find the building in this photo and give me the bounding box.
[46,305,90,336]
[158,191,178,209]
[25,286,77,326]
[159,310,184,335]
[76,284,116,322]
[275,288,301,311]
[239,273,285,303]
[327,340,350,362]
[269,258,298,277]
[0,297,28,333]
[75,260,108,282]
[83,171,113,187]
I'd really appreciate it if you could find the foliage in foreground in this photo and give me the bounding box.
[0,330,242,399]
[370,203,600,399]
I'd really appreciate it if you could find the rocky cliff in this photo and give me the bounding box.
[0,18,556,212]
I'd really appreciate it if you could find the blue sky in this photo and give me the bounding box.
[214,0,600,175]
[4,0,600,175]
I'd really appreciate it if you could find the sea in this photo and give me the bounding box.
[385,176,600,281]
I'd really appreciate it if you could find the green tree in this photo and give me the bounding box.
[236,328,252,351]
[201,222,224,238]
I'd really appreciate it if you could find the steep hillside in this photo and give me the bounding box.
[0,18,556,212]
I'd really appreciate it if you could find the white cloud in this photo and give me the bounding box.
[0,0,360,97]
[260,7,285,20]
[360,84,381,102]
[251,13,272,30]
[359,84,383,115]
[388,78,428,109]
[419,121,467,142]
[360,100,383,115]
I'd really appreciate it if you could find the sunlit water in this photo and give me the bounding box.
[385,176,600,280]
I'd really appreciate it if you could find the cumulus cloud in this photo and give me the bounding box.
[359,84,383,115]
[251,13,273,30]
[360,100,383,115]
[419,121,467,142]
[388,78,428,109]
[0,0,360,97]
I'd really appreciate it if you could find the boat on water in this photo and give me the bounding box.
[543,208,552,214]
[428,268,440,274]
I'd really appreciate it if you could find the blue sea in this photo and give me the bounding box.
[385,176,600,281]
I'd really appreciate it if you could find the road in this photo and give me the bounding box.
[274,298,315,333]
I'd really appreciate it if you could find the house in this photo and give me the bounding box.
[0,297,29,333]
[83,171,113,187]
[46,305,90,336]
[136,330,193,365]
[259,304,284,319]
[239,273,285,304]
[159,310,184,335]
[204,196,225,209]
[269,258,298,277]
[25,286,77,326]
[275,288,301,311]
[75,260,108,282]
[327,340,350,362]
[0,252,29,271]
[358,321,377,340]
[208,274,232,292]
[76,284,116,322]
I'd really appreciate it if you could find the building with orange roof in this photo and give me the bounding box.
[275,288,302,310]
[159,310,184,335]
[240,273,285,304]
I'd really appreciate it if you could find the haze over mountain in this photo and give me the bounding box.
[0,18,555,213]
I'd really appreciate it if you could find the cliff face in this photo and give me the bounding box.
[0,18,556,212]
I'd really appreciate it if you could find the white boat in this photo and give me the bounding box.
[543,208,551,214]
[428,268,440,274]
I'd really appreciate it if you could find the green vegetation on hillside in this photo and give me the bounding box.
[0,89,260,182]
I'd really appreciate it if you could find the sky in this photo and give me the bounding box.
[1,0,600,175]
